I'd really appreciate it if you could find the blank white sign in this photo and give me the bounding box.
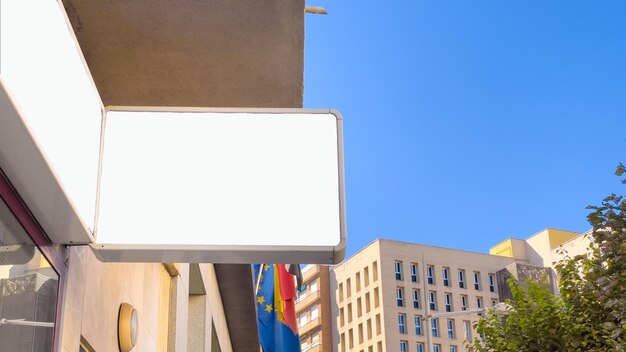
[96,109,344,250]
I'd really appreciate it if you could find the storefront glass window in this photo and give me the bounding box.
[0,198,58,351]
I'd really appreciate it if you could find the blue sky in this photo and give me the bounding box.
[304,1,626,258]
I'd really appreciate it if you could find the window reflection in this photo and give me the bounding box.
[0,198,58,351]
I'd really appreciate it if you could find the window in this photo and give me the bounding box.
[311,305,319,320]
[473,272,481,291]
[412,289,420,309]
[400,341,408,352]
[398,313,407,334]
[357,297,363,317]
[447,319,456,339]
[463,320,472,340]
[429,291,437,311]
[340,333,345,352]
[397,287,405,307]
[458,270,465,289]
[365,292,371,312]
[410,263,418,283]
[442,267,450,287]
[339,283,344,302]
[349,329,354,349]
[348,303,353,322]
[0,196,62,352]
[395,261,403,280]
[444,293,453,312]
[367,318,372,339]
[347,278,352,298]
[374,287,380,308]
[358,323,364,344]
[414,315,422,335]
[427,265,435,284]
[365,267,370,287]
[416,343,425,352]
[298,312,307,327]
[488,274,495,293]
[340,308,345,326]
[373,261,378,281]
[312,331,320,344]
[433,345,441,352]
[461,295,468,310]
[432,318,439,337]
[449,346,458,352]
[476,297,483,309]
[356,272,362,292]
[376,314,381,335]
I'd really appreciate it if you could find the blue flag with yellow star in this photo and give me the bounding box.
[255,264,301,352]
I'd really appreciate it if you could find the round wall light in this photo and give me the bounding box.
[118,303,138,352]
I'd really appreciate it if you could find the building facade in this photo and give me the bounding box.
[327,229,586,352]
[297,265,334,352]
[330,239,518,352]
[490,228,586,293]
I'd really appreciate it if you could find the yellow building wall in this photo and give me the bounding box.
[490,239,513,257]
[546,229,580,249]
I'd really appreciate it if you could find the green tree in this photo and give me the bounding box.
[468,164,626,351]
[468,278,570,352]
[556,163,626,351]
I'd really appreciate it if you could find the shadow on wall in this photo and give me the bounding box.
[496,263,555,301]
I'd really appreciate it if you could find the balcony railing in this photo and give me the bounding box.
[296,289,319,304]
[298,317,321,336]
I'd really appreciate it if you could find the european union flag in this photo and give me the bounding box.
[255,264,301,352]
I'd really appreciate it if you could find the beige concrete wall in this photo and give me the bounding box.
[60,247,170,351]
[59,248,232,352]
[204,264,233,352]
[331,241,384,352]
[379,240,515,352]
[551,233,591,262]
[510,239,527,260]
[523,229,581,267]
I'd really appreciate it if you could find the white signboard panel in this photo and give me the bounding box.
[0,0,102,243]
[91,108,346,264]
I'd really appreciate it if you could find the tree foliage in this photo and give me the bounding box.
[469,278,570,352]
[468,163,626,351]
[556,162,626,351]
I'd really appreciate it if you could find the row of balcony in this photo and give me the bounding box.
[295,289,321,310]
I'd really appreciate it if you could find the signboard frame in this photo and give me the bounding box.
[90,106,347,264]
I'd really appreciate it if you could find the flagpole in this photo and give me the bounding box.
[255,263,265,295]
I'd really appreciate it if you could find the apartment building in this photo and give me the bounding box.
[330,239,519,352]
[297,265,334,352]
[328,229,585,352]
